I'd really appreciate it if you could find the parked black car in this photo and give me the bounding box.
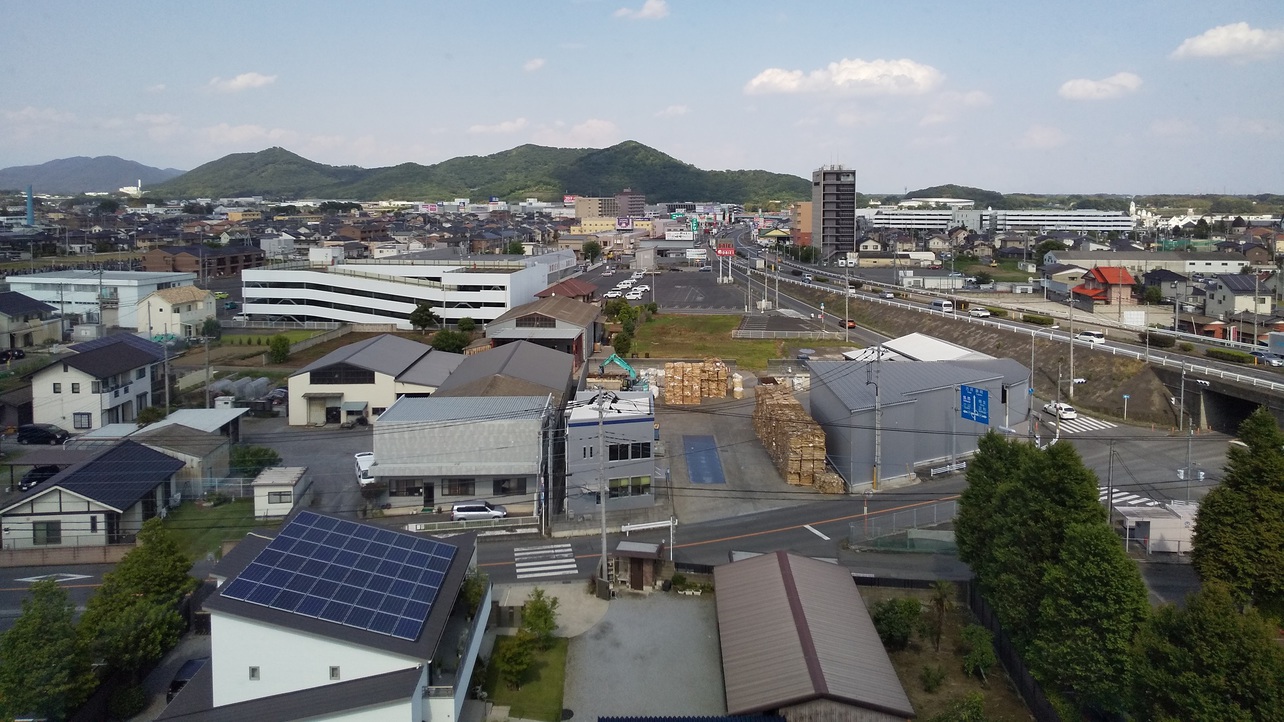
[0,348,25,363]
[20,465,61,490]
[16,423,70,445]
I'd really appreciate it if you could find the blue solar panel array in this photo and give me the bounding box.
[221,511,457,641]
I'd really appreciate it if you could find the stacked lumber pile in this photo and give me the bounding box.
[753,384,834,491]
[662,358,729,405]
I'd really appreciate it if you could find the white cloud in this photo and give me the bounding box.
[208,72,278,92]
[145,84,166,93]
[744,58,943,96]
[533,118,621,147]
[1016,124,1068,149]
[1058,72,1142,100]
[3,106,76,125]
[523,58,546,72]
[1218,116,1282,138]
[466,118,529,134]
[835,110,878,127]
[1172,22,1284,61]
[615,0,668,20]
[201,122,295,145]
[654,104,688,118]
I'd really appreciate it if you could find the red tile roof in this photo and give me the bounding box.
[1088,266,1135,285]
[1072,285,1107,300]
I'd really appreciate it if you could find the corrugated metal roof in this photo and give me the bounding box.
[395,349,464,388]
[251,467,308,487]
[489,295,600,329]
[435,340,572,398]
[487,327,581,339]
[714,552,914,718]
[882,333,992,362]
[291,334,434,378]
[376,395,548,424]
[153,285,213,304]
[808,360,1016,412]
[148,407,249,434]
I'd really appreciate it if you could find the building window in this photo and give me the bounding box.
[71,383,80,394]
[268,491,292,504]
[493,478,527,496]
[248,666,260,681]
[90,516,98,534]
[608,475,651,499]
[330,666,341,681]
[136,368,146,380]
[33,521,62,545]
[608,443,629,461]
[516,314,555,328]
[631,442,652,459]
[310,365,375,385]
[371,407,386,416]
[92,381,102,393]
[445,479,475,496]
[52,383,61,394]
[73,413,91,429]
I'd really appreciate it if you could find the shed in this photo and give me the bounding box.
[714,551,915,721]
[612,540,664,591]
[251,467,313,519]
[1117,502,1197,554]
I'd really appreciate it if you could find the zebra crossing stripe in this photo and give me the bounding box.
[514,544,579,580]
[1098,487,1162,507]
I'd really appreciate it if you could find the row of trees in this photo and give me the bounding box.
[0,519,197,720]
[956,425,1284,719]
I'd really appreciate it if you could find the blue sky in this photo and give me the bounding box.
[2,0,1282,195]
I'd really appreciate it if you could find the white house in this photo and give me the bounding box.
[0,441,184,549]
[138,285,216,338]
[5,270,197,329]
[28,334,164,431]
[162,510,490,721]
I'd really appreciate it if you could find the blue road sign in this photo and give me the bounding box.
[960,385,990,424]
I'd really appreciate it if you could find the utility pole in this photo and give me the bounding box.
[1178,362,1186,432]
[1185,427,1194,502]
[844,261,850,343]
[595,391,609,599]
[866,349,882,490]
[1029,331,1036,441]
[1055,364,1063,439]
[204,338,212,408]
[1068,297,1075,399]
[1106,440,1115,530]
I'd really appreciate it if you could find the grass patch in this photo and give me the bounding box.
[482,636,568,722]
[164,499,262,561]
[633,314,829,370]
[222,330,318,345]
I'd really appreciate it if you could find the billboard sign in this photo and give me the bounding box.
[563,195,577,204]
[685,248,708,260]
[616,217,634,230]
[426,203,439,213]
[715,245,735,257]
[665,230,695,241]
[960,385,990,425]
[689,218,699,232]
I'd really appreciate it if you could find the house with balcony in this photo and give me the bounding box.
[1072,266,1136,307]
[161,511,488,722]
[0,291,61,349]
[138,285,216,338]
[564,390,657,517]
[0,440,184,549]
[142,244,266,278]
[28,334,164,432]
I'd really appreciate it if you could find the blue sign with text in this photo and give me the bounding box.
[960,385,990,425]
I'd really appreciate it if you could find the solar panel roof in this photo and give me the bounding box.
[220,510,456,641]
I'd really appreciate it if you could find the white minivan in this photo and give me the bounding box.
[930,299,954,313]
[1075,331,1105,345]
[354,452,375,486]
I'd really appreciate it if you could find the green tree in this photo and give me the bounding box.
[612,331,633,356]
[959,624,996,685]
[494,630,535,690]
[520,587,560,651]
[870,597,921,652]
[268,334,290,364]
[1132,580,1284,721]
[582,240,602,262]
[201,317,222,338]
[505,240,525,255]
[956,433,1035,588]
[0,580,95,721]
[85,598,183,684]
[973,271,993,285]
[431,329,470,353]
[457,317,477,334]
[97,198,121,214]
[1142,285,1163,305]
[1034,240,1067,259]
[460,570,489,618]
[925,580,955,652]
[1193,218,1211,239]
[1029,522,1149,714]
[135,405,169,427]
[1192,407,1284,616]
[231,445,282,477]
[409,304,440,334]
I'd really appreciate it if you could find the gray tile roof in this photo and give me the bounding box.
[395,349,464,388]
[714,551,914,718]
[0,291,54,317]
[0,440,184,513]
[434,340,572,399]
[69,332,166,361]
[377,395,548,424]
[291,334,433,379]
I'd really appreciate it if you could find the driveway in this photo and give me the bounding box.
[239,415,373,517]
[562,593,725,719]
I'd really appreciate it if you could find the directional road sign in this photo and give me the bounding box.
[960,385,990,424]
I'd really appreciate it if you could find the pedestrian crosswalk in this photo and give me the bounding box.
[1099,486,1162,508]
[513,543,579,580]
[1048,415,1117,435]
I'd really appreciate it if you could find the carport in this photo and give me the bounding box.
[2,448,96,493]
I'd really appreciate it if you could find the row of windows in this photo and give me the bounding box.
[439,478,528,497]
[267,491,292,504]
[310,366,375,386]
[608,475,651,499]
[609,442,651,461]
[51,368,145,395]
[248,666,342,681]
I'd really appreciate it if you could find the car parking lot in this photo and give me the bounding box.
[584,263,747,312]
[239,415,374,517]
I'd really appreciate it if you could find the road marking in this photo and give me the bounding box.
[513,543,578,580]
[803,525,830,541]
[1099,487,1162,507]
[14,573,90,583]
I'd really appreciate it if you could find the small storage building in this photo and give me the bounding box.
[252,467,312,519]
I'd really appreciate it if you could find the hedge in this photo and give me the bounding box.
[985,307,1008,318]
[1205,347,1253,364]
[1023,313,1056,326]
[1139,332,1176,348]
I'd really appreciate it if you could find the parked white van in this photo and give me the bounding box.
[1075,331,1105,345]
[354,452,375,486]
[930,299,954,313]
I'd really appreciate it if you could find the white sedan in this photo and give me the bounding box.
[1042,402,1078,420]
[633,284,650,292]
[604,290,622,299]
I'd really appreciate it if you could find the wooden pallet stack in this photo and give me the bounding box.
[752,384,833,490]
[662,358,729,405]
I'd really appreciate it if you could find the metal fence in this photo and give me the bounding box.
[968,582,1063,721]
[847,499,957,549]
[192,476,256,500]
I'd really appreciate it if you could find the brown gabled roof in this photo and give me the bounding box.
[714,552,915,719]
[536,278,598,299]
[489,295,599,329]
[153,286,214,304]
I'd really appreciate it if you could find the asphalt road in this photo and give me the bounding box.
[0,563,112,633]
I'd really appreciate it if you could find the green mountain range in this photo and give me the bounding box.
[150,141,811,205]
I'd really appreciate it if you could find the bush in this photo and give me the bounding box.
[1205,347,1253,364]
[960,624,996,684]
[457,317,476,334]
[268,335,290,364]
[613,331,633,356]
[985,307,1008,318]
[1140,332,1176,348]
[920,664,946,693]
[1023,313,1056,326]
[1179,342,1194,352]
[871,597,922,651]
[231,445,282,477]
[646,302,658,315]
[108,683,147,719]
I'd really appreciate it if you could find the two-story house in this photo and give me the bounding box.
[0,291,61,349]
[1072,266,1136,307]
[161,510,489,721]
[564,390,657,517]
[1205,273,1273,320]
[138,285,216,338]
[28,335,164,432]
